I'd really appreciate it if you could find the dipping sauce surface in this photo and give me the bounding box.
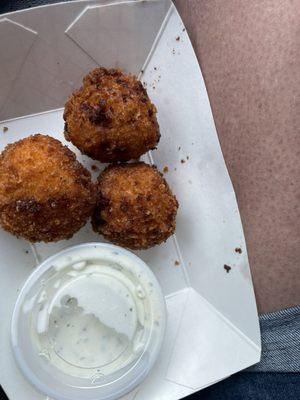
[16,244,165,386]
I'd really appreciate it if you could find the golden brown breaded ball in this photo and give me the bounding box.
[92,162,178,250]
[63,68,160,162]
[0,134,95,242]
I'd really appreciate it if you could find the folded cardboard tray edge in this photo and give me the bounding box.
[164,288,261,390]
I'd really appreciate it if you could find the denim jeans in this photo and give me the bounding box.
[193,372,300,400]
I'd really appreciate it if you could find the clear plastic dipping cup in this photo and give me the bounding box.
[11,243,166,400]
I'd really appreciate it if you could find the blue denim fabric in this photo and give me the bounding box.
[193,372,300,400]
[249,305,300,372]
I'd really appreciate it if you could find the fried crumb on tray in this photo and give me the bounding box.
[224,264,232,273]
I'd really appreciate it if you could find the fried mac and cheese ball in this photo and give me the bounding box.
[92,162,178,249]
[64,68,160,162]
[0,134,95,242]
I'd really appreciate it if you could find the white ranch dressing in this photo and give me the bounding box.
[22,248,164,381]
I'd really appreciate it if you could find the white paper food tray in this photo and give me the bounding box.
[0,1,261,399]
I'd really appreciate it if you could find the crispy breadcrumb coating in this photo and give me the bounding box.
[64,68,160,162]
[0,134,95,242]
[92,162,178,249]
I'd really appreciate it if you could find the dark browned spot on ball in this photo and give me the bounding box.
[80,101,112,127]
[15,199,41,214]
[235,247,242,254]
[80,102,91,112]
[91,165,98,171]
[48,199,58,209]
[163,166,169,173]
[3,127,8,133]
[181,159,185,164]
[135,81,148,96]
[174,260,180,266]
[176,36,180,41]
[224,264,231,273]
[120,199,129,212]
